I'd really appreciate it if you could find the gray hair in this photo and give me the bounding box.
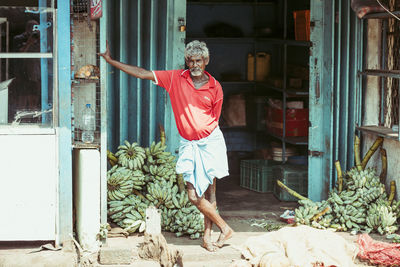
[185,40,209,60]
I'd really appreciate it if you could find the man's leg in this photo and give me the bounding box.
[186,181,233,249]
[202,179,217,251]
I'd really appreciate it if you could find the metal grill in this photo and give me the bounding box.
[71,1,101,146]
[72,0,89,14]
[390,19,400,126]
[383,0,400,128]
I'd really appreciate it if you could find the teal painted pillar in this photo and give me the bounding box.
[308,0,335,201]
[100,0,109,225]
[57,0,72,244]
[163,0,186,155]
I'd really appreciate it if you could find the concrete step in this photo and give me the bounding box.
[95,259,234,267]
[182,260,234,267]
[0,251,77,267]
[95,259,160,267]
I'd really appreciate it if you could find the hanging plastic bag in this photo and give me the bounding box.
[90,0,103,20]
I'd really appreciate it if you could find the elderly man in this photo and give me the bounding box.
[100,40,233,251]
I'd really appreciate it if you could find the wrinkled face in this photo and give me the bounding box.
[186,55,209,77]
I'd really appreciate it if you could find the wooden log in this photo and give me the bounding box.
[361,137,384,169]
[335,161,343,193]
[379,148,387,184]
[354,135,363,171]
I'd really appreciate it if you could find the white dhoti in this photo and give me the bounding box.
[175,126,229,197]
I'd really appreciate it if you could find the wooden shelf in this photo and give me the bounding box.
[269,132,308,145]
[186,37,312,47]
[187,1,274,6]
[362,11,400,19]
[257,82,309,96]
[360,69,400,79]
[357,125,399,140]
[73,142,100,149]
[72,78,99,84]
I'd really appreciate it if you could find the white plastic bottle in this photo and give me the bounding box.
[82,104,95,143]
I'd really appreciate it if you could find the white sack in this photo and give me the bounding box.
[233,225,358,267]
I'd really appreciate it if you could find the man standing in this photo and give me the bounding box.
[100,40,233,252]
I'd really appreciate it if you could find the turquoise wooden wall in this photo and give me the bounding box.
[103,0,186,154]
[309,0,361,201]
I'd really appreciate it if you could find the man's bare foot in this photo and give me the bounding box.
[201,240,218,252]
[213,226,234,248]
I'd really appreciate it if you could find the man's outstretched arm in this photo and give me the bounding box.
[99,41,155,81]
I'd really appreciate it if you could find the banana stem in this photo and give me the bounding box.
[276,180,309,201]
[354,135,363,171]
[312,207,330,221]
[361,137,384,169]
[159,124,166,147]
[177,174,186,193]
[108,159,117,167]
[389,181,396,206]
[380,148,387,184]
[132,189,146,201]
[335,161,343,193]
[107,150,118,162]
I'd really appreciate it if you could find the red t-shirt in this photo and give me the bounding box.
[153,69,223,141]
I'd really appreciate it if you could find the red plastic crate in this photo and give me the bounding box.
[266,106,309,137]
[293,10,310,41]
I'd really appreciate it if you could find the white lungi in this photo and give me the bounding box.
[175,126,229,197]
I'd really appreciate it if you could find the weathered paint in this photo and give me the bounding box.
[362,20,400,198]
[309,0,362,201]
[57,0,73,244]
[100,0,109,224]
[333,0,361,175]
[309,0,335,201]
[104,0,185,155]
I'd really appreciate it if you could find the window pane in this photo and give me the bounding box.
[0,6,54,54]
[0,58,53,125]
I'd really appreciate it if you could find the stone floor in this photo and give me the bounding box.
[97,175,377,267]
[0,174,384,266]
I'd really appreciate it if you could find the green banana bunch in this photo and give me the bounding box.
[386,233,400,243]
[146,179,177,209]
[146,141,167,157]
[108,195,149,233]
[107,134,205,239]
[107,166,135,201]
[115,140,146,170]
[366,203,398,235]
[130,169,146,190]
[170,206,204,239]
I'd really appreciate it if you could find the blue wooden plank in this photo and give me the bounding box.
[126,0,138,143]
[100,0,109,225]
[148,0,157,146]
[164,0,186,155]
[57,0,72,244]
[308,0,335,201]
[106,0,116,151]
[119,0,129,144]
[333,0,342,180]
[105,0,184,155]
[136,0,143,143]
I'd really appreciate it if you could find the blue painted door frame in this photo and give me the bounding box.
[57,0,73,244]
[309,0,360,201]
